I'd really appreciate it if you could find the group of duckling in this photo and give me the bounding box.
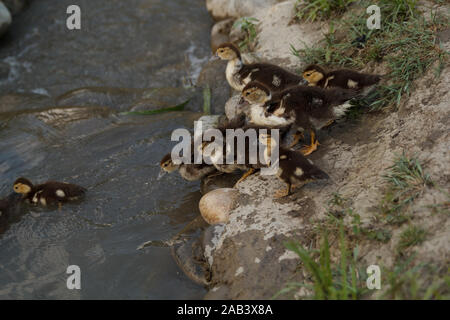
[160,42,381,198]
[1,42,381,214]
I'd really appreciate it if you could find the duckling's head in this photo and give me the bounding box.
[216,43,241,61]
[241,81,271,104]
[160,153,179,173]
[158,153,180,180]
[13,177,33,195]
[302,65,326,85]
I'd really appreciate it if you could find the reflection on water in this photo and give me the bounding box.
[0,0,212,299]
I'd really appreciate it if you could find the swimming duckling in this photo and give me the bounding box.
[13,177,86,208]
[242,81,358,155]
[159,153,217,182]
[302,64,381,95]
[215,42,305,92]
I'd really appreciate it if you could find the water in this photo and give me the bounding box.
[0,0,213,299]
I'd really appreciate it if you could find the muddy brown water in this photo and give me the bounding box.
[0,0,213,299]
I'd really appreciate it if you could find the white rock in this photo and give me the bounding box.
[199,188,239,224]
[253,0,323,69]
[206,0,280,20]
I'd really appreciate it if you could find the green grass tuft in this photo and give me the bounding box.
[380,153,433,221]
[381,257,450,299]
[397,225,427,251]
[295,0,356,22]
[365,228,392,243]
[233,17,259,52]
[275,222,368,300]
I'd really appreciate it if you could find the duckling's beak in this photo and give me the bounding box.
[210,53,220,61]
[157,169,167,180]
[238,96,249,107]
[299,78,308,86]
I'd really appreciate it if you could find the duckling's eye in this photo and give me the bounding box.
[219,49,224,53]
[245,92,250,96]
[306,73,311,77]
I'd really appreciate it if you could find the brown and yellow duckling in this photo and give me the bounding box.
[242,81,359,155]
[215,42,305,92]
[13,177,86,208]
[251,132,330,198]
[240,81,296,130]
[159,153,217,182]
[275,147,330,198]
[302,64,381,94]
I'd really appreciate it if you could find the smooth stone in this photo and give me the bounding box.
[171,236,210,286]
[199,188,239,224]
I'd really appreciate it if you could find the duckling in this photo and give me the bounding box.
[215,42,305,92]
[13,177,86,208]
[302,64,381,95]
[240,81,296,130]
[275,147,330,198]
[254,132,329,198]
[202,117,261,186]
[159,153,217,182]
[242,81,359,155]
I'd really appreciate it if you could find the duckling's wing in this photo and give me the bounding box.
[331,70,381,88]
[240,63,302,89]
[44,182,86,200]
[282,149,329,181]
